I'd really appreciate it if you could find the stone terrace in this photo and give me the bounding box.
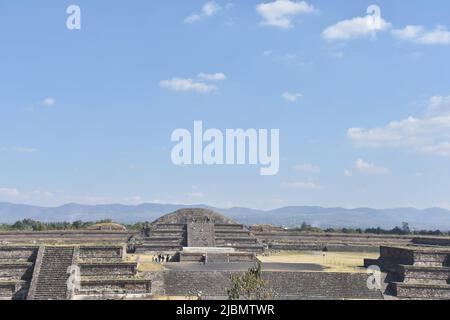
[0,246,38,300]
[365,246,450,299]
[0,245,151,300]
[253,230,429,252]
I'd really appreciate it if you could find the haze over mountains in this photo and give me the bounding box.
[0,202,450,230]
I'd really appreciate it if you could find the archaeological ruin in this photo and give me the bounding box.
[1,208,449,300]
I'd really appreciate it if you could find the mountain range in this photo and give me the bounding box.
[1,202,450,230]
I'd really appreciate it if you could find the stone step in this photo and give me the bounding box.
[393,282,450,299]
[399,265,450,285]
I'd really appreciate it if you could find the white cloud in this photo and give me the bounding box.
[281,180,321,190]
[322,15,391,41]
[160,78,217,93]
[348,96,450,157]
[0,187,20,197]
[282,92,303,102]
[14,146,36,153]
[42,98,56,107]
[198,72,227,81]
[256,0,315,29]
[354,159,388,175]
[392,25,450,45]
[293,163,320,173]
[427,95,450,117]
[185,1,221,23]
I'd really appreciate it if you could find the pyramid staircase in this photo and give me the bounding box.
[28,246,75,300]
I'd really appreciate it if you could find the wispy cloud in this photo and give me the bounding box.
[281,180,321,190]
[392,25,450,45]
[160,78,218,93]
[198,72,227,81]
[256,0,315,29]
[322,14,391,41]
[293,163,320,173]
[282,92,303,102]
[14,146,37,153]
[41,98,56,107]
[0,187,20,197]
[353,159,388,175]
[185,1,221,23]
[348,96,450,157]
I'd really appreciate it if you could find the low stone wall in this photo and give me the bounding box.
[180,252,205,262]
[254,231,421,252]
[0,262,34,280]
[79,262,137,276]
[269,243,380,252]
[0,246,38,261]
[215,224,245,231]
[229,253,255,262]
[77,278,151,295]
[78,246,125,261]
[0,231,132,244]
[135,244,183,253]
[414,250,450,267]
[180,252,255,263]
[400,265,450,285]
[394,282,450,300]
[0,281,28,300]
[162,270,383,300]
[412,237,450,247]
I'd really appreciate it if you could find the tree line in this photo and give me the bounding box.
[0,219,145,231]
[293,221,450,236]
[0,219,449,236]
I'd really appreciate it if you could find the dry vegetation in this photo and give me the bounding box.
[258,251,379,273]
[125,253,166,272]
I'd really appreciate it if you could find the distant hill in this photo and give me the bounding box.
[0,202,449,231]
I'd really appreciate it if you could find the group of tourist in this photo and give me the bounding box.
[153,254,171,263]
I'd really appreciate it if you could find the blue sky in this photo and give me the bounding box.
[1,0,450,209]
